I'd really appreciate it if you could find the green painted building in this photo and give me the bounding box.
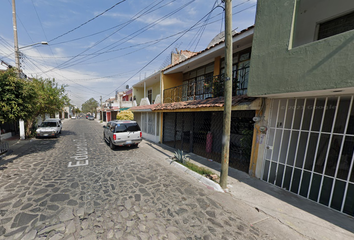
[248,0,354,216]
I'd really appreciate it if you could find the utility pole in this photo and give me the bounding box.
[220,0,233,189]
[12,0,25,140]
[100,96,103,121]
[12,0,20,78]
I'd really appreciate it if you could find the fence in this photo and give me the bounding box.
[163,66,249,103]
[0,141,9,155]
[163,110,255,173]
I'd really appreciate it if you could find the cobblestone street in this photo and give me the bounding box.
[0,119,273,240]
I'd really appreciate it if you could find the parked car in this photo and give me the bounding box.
[36,118,62,138]
[103,120,142,149]
[71,116,76,119]
[88,115,94,120]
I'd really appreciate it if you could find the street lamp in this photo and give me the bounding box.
[19,41,48,50]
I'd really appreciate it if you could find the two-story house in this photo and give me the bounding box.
[131,26,261,173]
[248,0,354,216]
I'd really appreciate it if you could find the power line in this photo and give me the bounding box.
[102,3,224,99]
[49,0,128,42]
[39,0,167,75]
[52,0,196,72]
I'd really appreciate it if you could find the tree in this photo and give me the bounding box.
[116,110,134,120]
[25,78,69,136]
[0,69,37,124]
[0,69,69,137]
[82,98,98,114]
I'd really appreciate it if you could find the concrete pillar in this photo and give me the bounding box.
[144,82,146,98]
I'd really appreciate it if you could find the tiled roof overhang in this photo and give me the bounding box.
[130,96,261,112]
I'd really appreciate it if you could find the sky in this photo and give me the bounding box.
[0,0,257,108]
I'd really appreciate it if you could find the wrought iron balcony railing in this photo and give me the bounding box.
[163,66,249,103]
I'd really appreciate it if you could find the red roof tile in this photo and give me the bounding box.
[131,95,256,112]
[163,25,254,72]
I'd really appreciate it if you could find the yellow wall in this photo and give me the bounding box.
[133,87,144,104]
[150,81,160,103]
[214,56,221,75]
[162,72,183,90]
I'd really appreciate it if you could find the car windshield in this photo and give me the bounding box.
[114,123,140,133]
[40,122,57,127]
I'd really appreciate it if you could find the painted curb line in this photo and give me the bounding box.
[166,158,224,193]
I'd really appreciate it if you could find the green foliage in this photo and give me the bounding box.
[0,69,37,123]
[184,161,214,176]
[0,69,69,137]
[173,149,190,164]
[82,98,98,114]
[116,110,134,120]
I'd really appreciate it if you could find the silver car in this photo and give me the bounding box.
[103,120,142,149]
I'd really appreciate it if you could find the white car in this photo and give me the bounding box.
[36,118,62,138]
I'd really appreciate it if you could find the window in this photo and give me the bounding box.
[292,0,354,47]
[318,11,354,40]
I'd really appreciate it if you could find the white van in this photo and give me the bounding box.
[36,118,62,138]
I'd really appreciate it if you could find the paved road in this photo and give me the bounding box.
[0,119,273,240]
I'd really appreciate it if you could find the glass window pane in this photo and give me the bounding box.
[295,132,308,168]
[284,99,296,129]
[276,99,287,128]
[302,99,315,131]
[314,134,330,174]
[325,135,342,177]
[319,177,333,206]
[338,136,354,181]
[269,162,277,184]
[322,98,337,133]
[263,160,270,181]
[343,184,354,216]
[279,130,290,164]
[309,173,321,201]
[334,97,351,133]
[291,168,301,194]
[300,171,311,197]
[287,131,299,166]
[347,101,354,134]
[270,100,280,128]
[272,129,283,162]
[331,180,346,211]
[276,164,285,187]
[304,133,319,171]
[293,99,305,130]
[283,166,293,191]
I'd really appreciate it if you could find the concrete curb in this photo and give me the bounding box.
[164,158,225,193]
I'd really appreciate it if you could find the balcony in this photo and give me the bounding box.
[163,67,249,103]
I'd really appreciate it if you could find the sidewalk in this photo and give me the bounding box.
[146,141,354,240]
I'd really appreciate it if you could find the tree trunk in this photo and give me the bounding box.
[26,119,34,137]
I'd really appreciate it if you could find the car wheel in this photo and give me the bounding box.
[55,133,58,138]
[109,139,115,149]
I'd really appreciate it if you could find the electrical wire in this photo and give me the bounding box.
[102,3,225,99]
[49,0,128,42]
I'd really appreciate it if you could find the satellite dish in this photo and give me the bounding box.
[126,85,129,89]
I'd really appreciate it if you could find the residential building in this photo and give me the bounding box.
[248,0,354,216]
[131,27,260,173]
[130,72,162,143]
[99,91,136,122]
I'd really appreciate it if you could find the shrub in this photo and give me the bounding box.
[116,110,134,120]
